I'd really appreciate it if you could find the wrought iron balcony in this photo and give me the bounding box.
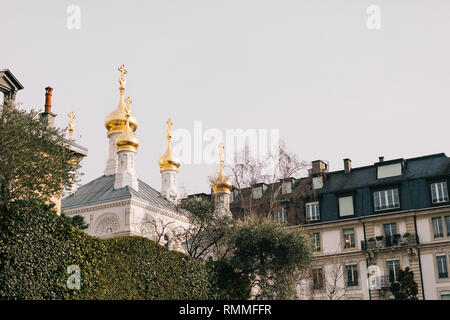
[368,275,392,289]
[361,233,418,251]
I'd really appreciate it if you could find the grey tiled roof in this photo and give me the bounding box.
[61,175,183,215]
[318,153,450,194]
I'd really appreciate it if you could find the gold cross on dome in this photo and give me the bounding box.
[125,96,132,115]
[118,64,127,82]
[218,142,224,166]
[166,118,173,141]
[67,112,75,141]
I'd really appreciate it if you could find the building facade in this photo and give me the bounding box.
[225,154,450,300]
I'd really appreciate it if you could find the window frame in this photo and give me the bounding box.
[436,254,449,279]
[343,228,356,249]
[312,267,324,290]
[372,185,401,213]
[430,181,449,205]
[305,201,320,222]
[386,258,401,283]
[337,194,356,218]
[345,263,359,287]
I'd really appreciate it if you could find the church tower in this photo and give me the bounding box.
[211,143,232,217]
[158,119,180,202]
[104,65,138,176]
[114,97,139,191]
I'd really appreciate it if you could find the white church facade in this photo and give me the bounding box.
[61,65,232,252]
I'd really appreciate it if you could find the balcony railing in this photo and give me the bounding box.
[368,275,392,289]
[361,234,418,251]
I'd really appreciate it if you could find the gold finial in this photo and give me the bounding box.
[166,118,173,141]
[118,64,127,92]
[125,96,132,115]
[67,112,75,141]
[218,142,224,167]
[211,142,232,194]
[158,118,180,171]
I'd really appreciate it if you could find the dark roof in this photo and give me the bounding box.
[62,175,183,215]
[318,153,450,194]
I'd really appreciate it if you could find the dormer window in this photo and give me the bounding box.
[376,159,404,179]
[373,188,400,211]
[252,183,268,199]
[338,195,354,217]
[431,181,449,204]
[231,188,240,202]
[282,179,294,194]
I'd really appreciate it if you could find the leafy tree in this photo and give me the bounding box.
[227,216,312,299]
[61,212,89,230]
[390,267,418,300]
[0,103,79,210]
[177,196,234,260]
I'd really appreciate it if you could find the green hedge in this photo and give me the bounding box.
[0,201,236,299]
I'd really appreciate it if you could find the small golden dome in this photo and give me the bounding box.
[211,170,233,194]
[105,64,138,133]
[158,119,180,171]
[211,143,232,194]
[115,98,139,152]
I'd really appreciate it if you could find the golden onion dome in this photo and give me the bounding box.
[115,98,139,152]
[158,119,180,171]
[211,142,232,194]
[211,169,233,194]
[105,64,138,133]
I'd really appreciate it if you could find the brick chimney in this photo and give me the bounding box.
[40,86,56,128]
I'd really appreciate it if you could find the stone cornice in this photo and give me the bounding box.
[63,197,190,224]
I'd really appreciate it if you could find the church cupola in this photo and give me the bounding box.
[158,119,180,202]
[114,97,139,191]
[211,143,232,216]
[104,65,138,175]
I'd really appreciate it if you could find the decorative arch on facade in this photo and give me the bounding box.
[94,212,121,236]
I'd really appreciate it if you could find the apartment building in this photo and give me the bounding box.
[226,153,450,300]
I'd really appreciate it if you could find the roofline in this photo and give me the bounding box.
[0,69,24,90]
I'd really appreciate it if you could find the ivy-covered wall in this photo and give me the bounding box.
[0,201,234,299]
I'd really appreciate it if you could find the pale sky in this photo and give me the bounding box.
[2,0,450,195]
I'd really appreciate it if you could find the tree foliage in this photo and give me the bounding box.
[390,267,418,300]
[0,200,235,299]
[177,197,234,260]
[0,103,79,210]
[61,212,89,230]
[227,217,312,299]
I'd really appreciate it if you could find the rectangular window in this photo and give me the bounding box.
[431,182,449,204]
[282,181,292,194]
[343,228,355,249]
[377,163,402,179]
[312,268,324,289]
[306,202,320,221]
[432,217,444,238]
[386,259,400,283]
[383,223,397,237]
[276,205,288,224]
[441,291,450,300]
[252,186,262,199]
[339,196,354,217]
[373,188,400,211]
[445,216,450,237]
[346,264,359,287]
[312,233,321,252]
[436,254,448,279]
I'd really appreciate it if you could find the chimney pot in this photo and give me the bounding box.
[45,86,53,113]
[379,156,384,162]
[344,158,352,173]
